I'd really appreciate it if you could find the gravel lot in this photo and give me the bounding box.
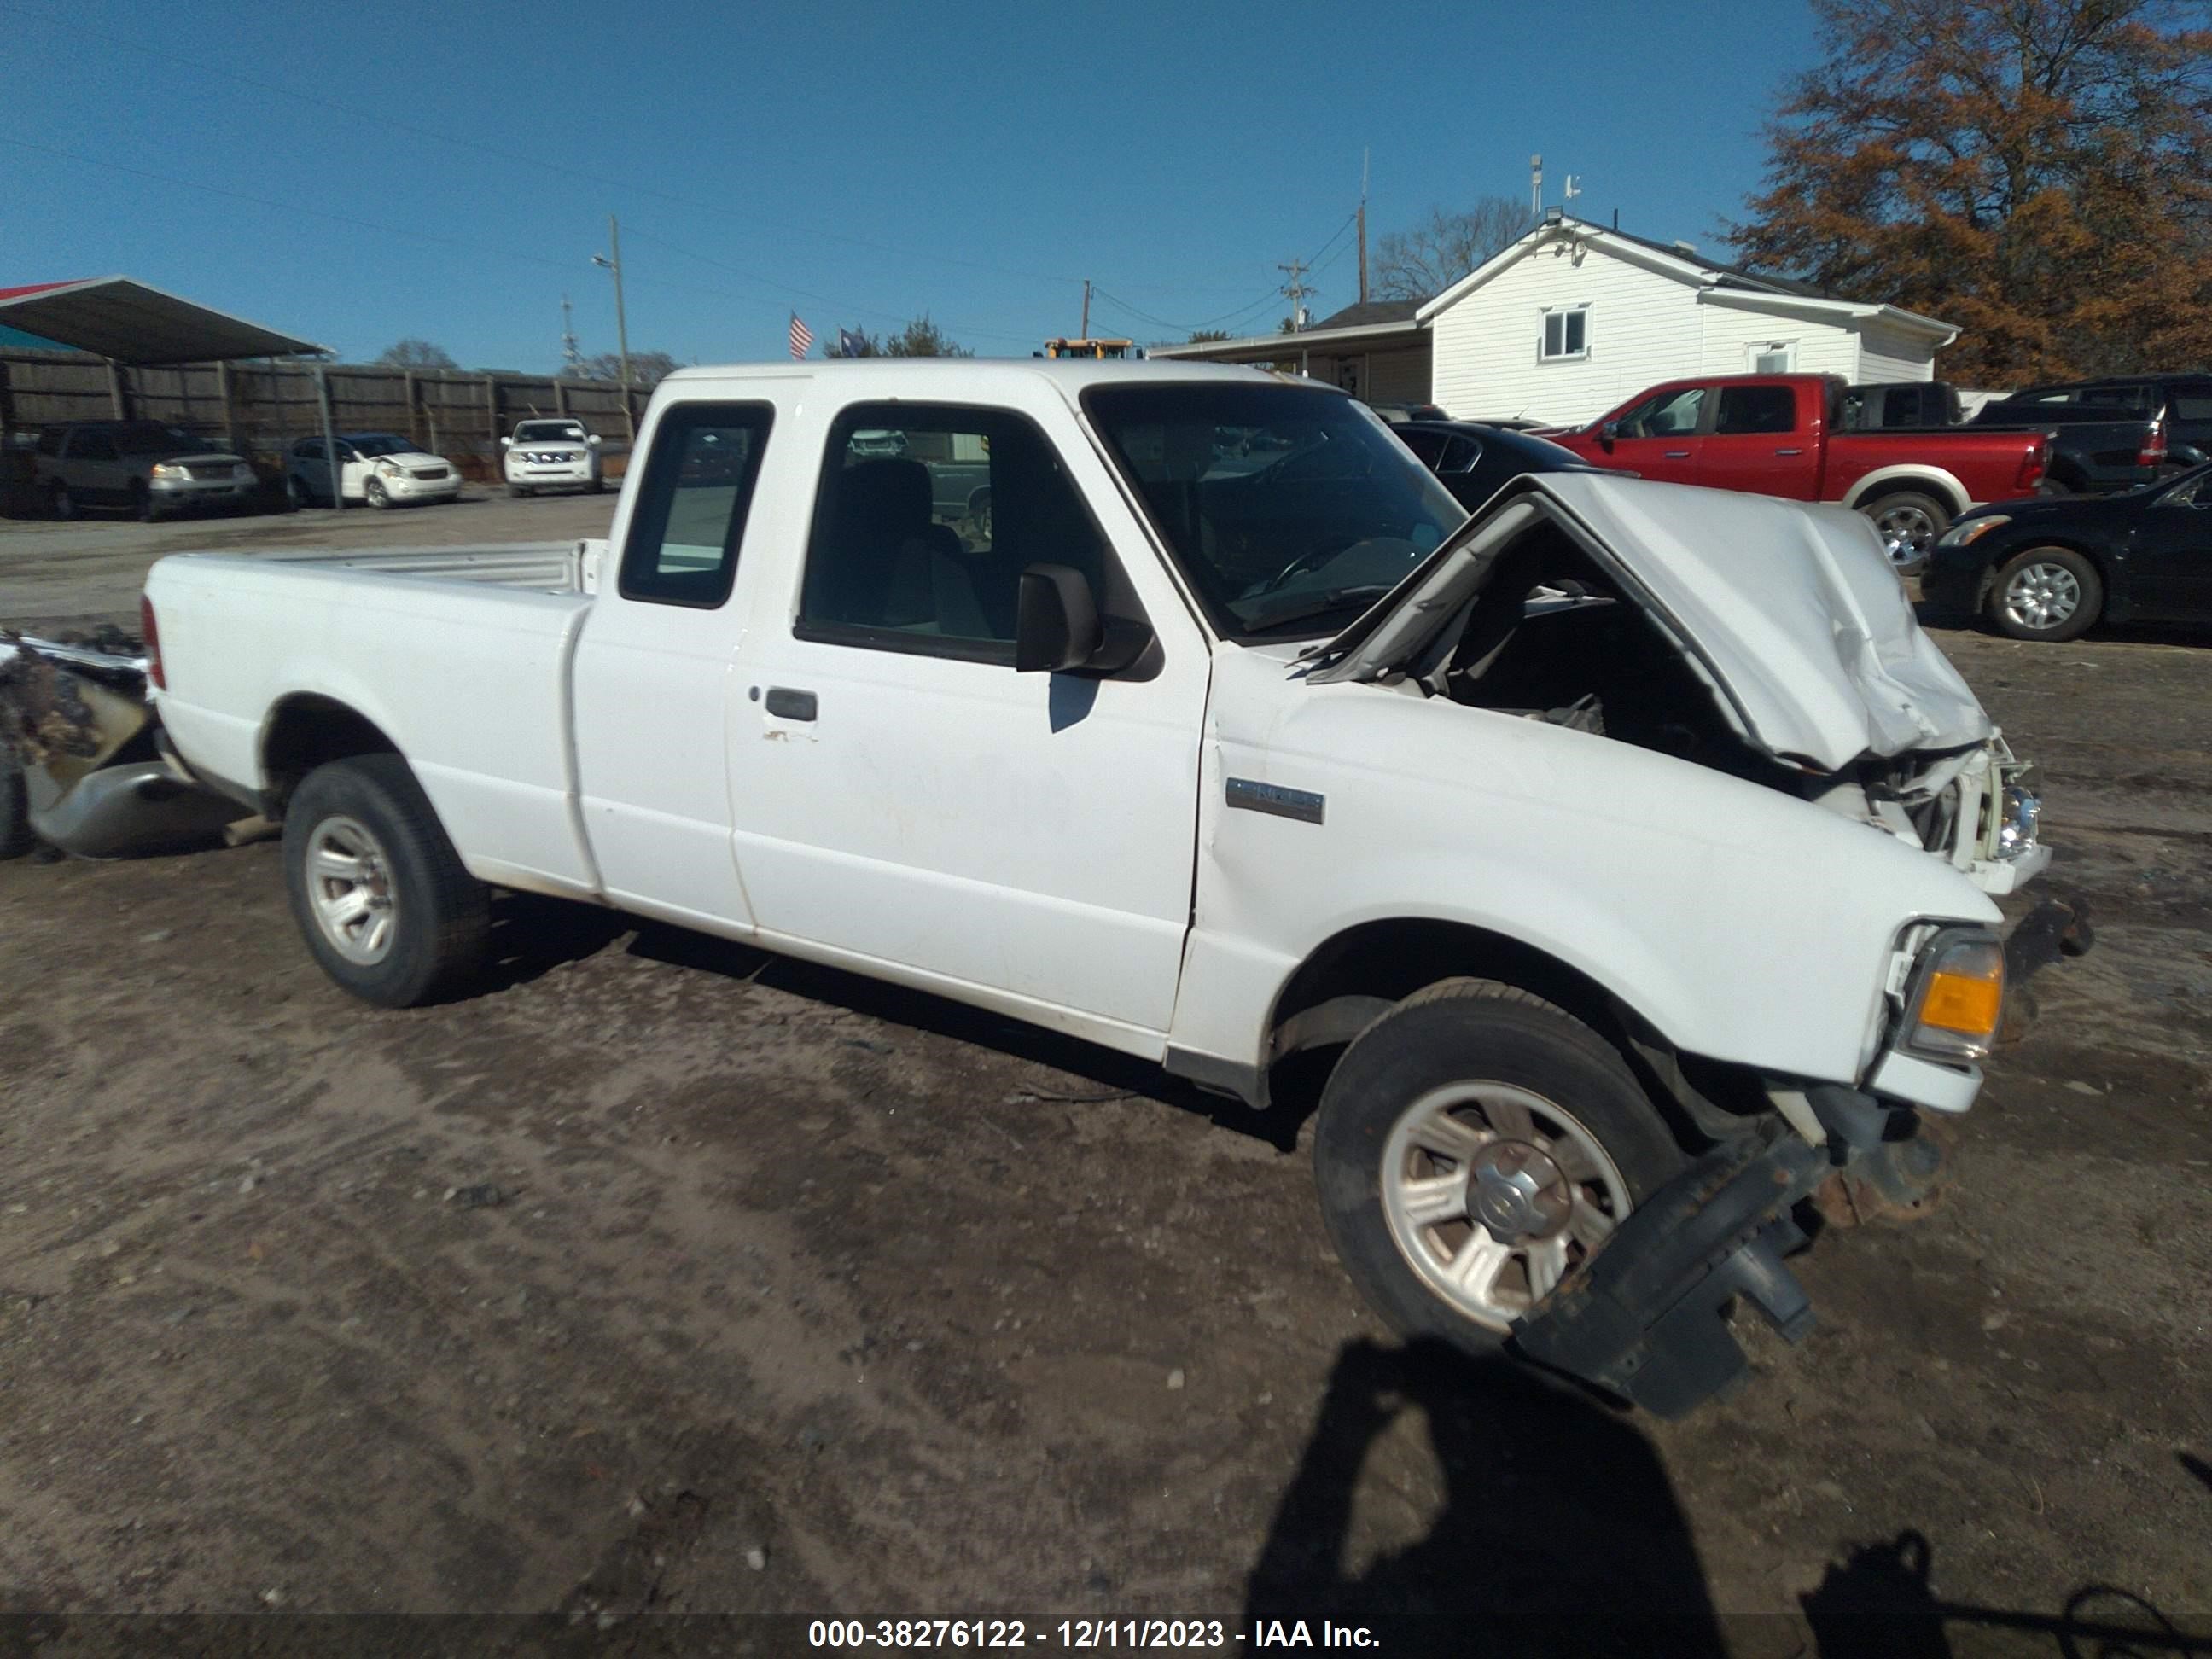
[2,495,2209,1650]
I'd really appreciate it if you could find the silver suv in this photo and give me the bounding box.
[35,422,260,521]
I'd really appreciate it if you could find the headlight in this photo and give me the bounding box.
[1997,776,2041,858]
[376,460,401,476]
[150,463,185,479]
[1936,514,2010,548]
[232,463,253,480]
[1902,930,2005,1062]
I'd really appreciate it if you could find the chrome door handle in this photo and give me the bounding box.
[764,687,817,721]
[1776,447,1804,456]
[1663,450,1691,458]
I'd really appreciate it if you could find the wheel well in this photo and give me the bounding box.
[1855,476,1963,517]
[1269,919,1765,1150]
[260,696,401,818]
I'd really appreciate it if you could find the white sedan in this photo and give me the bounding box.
[501,418,604,496]
[286,434,463,509]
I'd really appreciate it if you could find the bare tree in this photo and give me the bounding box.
[1372,198,1531,300]
[375,338,457,370]
[579,350,680,387]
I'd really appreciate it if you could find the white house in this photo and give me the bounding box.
[1152,212,1961,427]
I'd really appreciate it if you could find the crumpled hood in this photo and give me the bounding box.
[1304,474,1992,774]
[362,451,448,469]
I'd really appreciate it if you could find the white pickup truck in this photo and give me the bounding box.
[132,359,2084,1414]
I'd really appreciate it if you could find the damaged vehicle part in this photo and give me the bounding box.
[0,632,247,858]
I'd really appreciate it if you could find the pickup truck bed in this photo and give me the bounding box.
[148,543,602,895]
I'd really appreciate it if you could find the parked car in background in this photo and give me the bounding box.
[1394,419,1620,510]
[1545,374,2051,572]
[501,418,603,496]
[287,434,462,509]
[1921,462,2212,642]
[1969,376,2212,494]
[34,422,259,521]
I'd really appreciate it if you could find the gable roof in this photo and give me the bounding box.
[1412,215,1956,341]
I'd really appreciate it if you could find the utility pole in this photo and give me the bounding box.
[591,214,633,441]
[560,294,581,374]
[1358,148,1370,305]
[1080,279,1091,340]
[1278,258,1311,333]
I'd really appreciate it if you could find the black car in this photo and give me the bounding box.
[1394,420,1618,510]
[1921,463,2212,641]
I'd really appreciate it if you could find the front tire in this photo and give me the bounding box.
[1860,489,1950,571]
[364,476,391,509]
[1988,545,2102,642]
[282,754,490,1007]
[1313,980,1682,1358]
[47,483,75,521]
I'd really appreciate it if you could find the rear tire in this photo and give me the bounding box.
[1313,980,1683,1360]
[1860,488,1951,571]
[47,483,74,521]
[1987,545,2102,643]
[282,754,490,1007]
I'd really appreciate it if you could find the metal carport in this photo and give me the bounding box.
[0,275,343,502]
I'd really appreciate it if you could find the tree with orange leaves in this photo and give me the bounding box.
[1731,0,2212,386]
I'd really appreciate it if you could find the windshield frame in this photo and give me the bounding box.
[514,421,586,445]
[1080,380,1468,643]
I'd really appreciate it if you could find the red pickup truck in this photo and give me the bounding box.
[1545,375,2049,572]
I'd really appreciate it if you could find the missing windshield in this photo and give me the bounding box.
[1084,382,1466,640]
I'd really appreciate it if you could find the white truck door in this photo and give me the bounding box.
[730,392,1208,1049]
[569,401,777,930]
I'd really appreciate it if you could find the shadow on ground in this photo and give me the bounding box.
[1244,1341,2212,1658]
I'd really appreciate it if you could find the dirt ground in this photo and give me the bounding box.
[1,496,2209,1651]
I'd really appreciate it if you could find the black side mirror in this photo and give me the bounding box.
[1598,421,1620,450]
[1016,564,1102,672]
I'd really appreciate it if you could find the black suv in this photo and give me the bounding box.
[1971,375,2212,492]
[33,422,260,521]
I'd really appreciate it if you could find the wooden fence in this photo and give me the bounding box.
[0,349,638,486]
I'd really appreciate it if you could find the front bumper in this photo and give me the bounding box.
[149,478,257,513]
[1511,1095,1925,1417]
[378,473,462,503]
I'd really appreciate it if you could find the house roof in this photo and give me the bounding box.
[1305,298,1424,330]
[0,276,325,364]
[1413,215,1958,341]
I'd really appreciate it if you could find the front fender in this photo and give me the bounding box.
[1170,663,2000,1091]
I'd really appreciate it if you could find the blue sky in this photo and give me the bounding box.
[1,0,1819,370]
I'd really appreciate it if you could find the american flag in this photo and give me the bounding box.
[788,312,814,359]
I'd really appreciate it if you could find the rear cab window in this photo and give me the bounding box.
[618,402,774,608]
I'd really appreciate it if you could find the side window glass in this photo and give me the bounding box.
[1617,387,1705,439]
[619,402,773,608]
[797,402,1115,660]
[77,432,117,461]
[37,428,63,458]
[298,439,323,462]
[1397,429,1447,467]
[2172,393,2212,422]
[1714,385,1797,435]
[1441,435,1483,473]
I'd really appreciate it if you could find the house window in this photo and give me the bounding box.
[1540,306,1589,361]
[1749,341,1796,374]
